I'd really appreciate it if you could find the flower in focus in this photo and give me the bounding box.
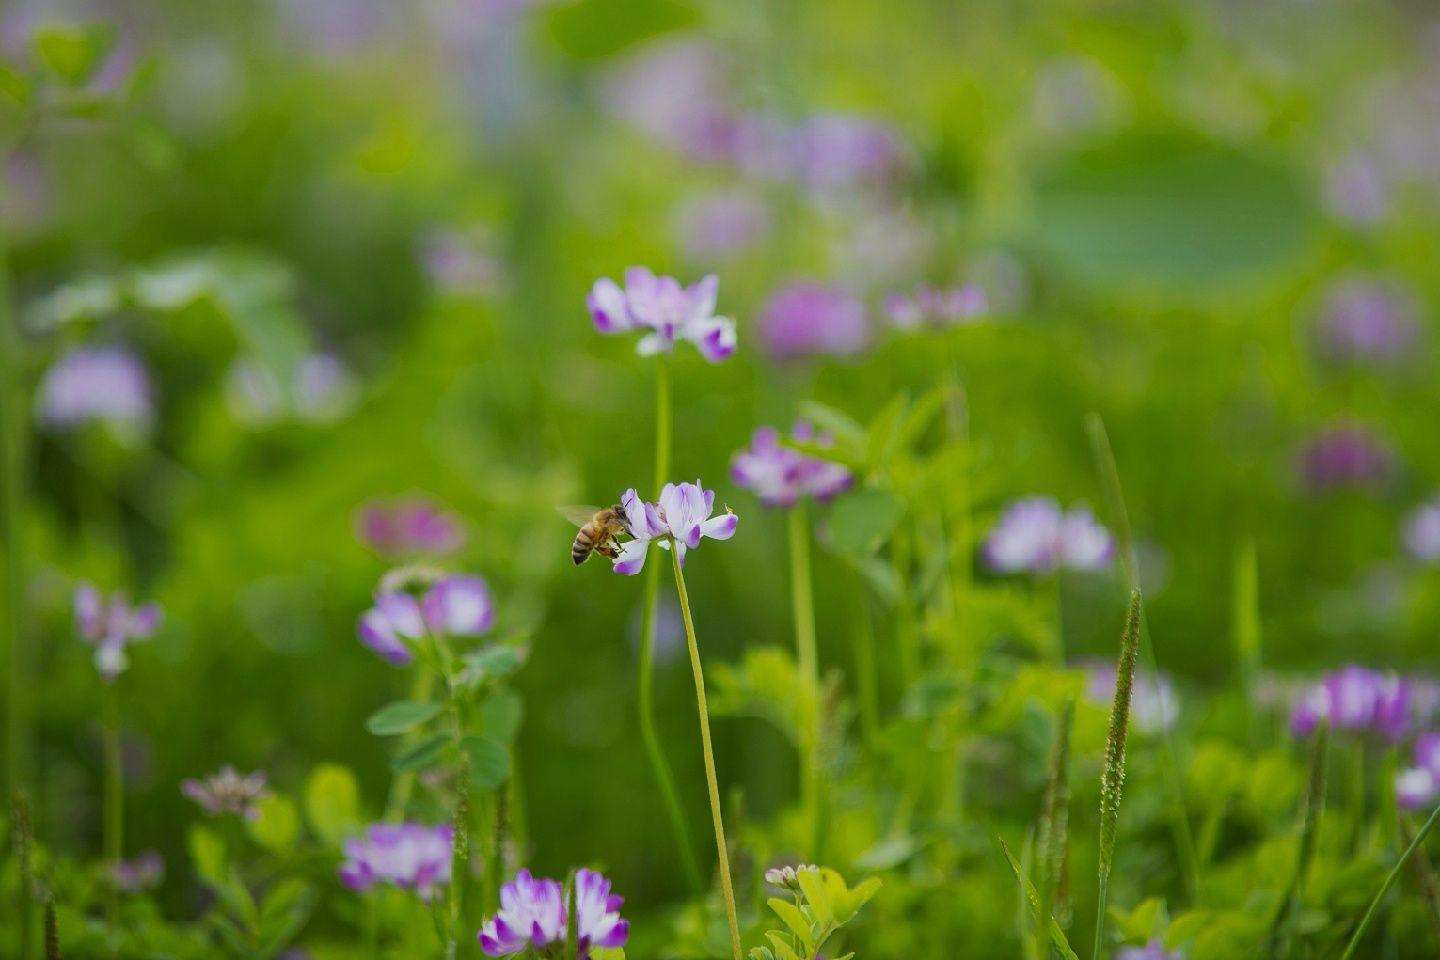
[356,573,495,665]
[1312,274,1418,366]
[757,282,869,361]
[110,851,164,893]
[478,868,628,958]
[1298,422,1394,494]
[884,283,987,331]
[730,422,852,507]
[1084,661,1178,734]
[181,765,269,819]
[587,267,736,362]
[74,582,161,682]
[1396,733,1440,810]
[611,481,738,575]
[356,497,467,558]
[36,346,153,436]
[1289,666,1414,741]
[1404,497,1440,562]
[982,497,1113,575]
[339,822,453,900]
[1117,940,1182,960]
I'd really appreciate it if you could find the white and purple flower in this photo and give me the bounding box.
[611,481,738,576]
[884,283,987,331]
[181,765,269,820]
[1397,733,1440,810]
[110,851,164,893]
[356,498,467,558]
[74,582,161,681]
[1289,666,1415,741]
[587,267,736,362]
[357,574,495,666]
[339,822,453,901]
[1117,940,1182,960]
[36,346,153,436]
[982,497,1113,575]
[477,868,628,958]
[730,422,853,508]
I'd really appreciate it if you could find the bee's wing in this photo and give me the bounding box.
[557,505,603,527]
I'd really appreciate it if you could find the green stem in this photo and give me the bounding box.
[1,206,30,799]
[384,665,437,821]
[1050,572,1065,666]
[788,504,821,856]
[848,569,878,744]
[1092,873,1109,960]
[431,636,468,957]
[637,358,702,893]
[941,333,973,668]
[100,680,123,944]
[1339,801,1440,960]
[670,549,743,960]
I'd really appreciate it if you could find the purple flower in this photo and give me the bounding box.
[1289,666,1415,741]
[1117,940,1181,960]
[356,498,467,558]
[673,188,770,260]
[587,267,736,362]
[884,284,987,331]
[478,868,628,958]
[1312,274,1418,365]
[339,822,453,900]
[791,113,906,194]
[1323,152,1389,226]
[74,582,161,681]
[1397,733,1440,810]
[419,227,504,297]
[1084,661,1178,734]
[181,765,268,819]
[982,497,1113,575]
[730,422,853,507]
[1298,422,1394,493]
[757,282,869,361]
[611,481,738,576]
[1404,498,1440,562]
[36,346,153,435]
[357,574,495,666]
[110,851,164,893]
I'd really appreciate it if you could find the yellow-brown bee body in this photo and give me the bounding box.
[571,505,628,565]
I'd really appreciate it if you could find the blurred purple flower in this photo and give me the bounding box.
[588,267,736,362]
[757,282,869,361]
[419,227,504,297]
[1396,733,1440,810]
[478,868,628,958]
[1117,940,1181,960]
[182,765,268,819]
[1298,422,1394,493]
[36,346,153,435]
[791,113,907,193]
[357,498,467,558]
[110,851,164,893]
[601,40,737,161]
[74,582,160,682]
[357,574,495,666]
[1290,666,1414,741]
[1084,661,1178,734]
[673,189,770,261]
[1404,497,1440,562]
[730,422,852,508]
[1323,152,1390,226]
[611,481,737,576]
[226,353,357,427]
[982,497,1113,575]
[339,822,452,900]
[294,354,358,423]
[884,284,987,332]
[1312,274,1418,365]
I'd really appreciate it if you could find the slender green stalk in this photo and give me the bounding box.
[636,358,702,894]
[787,503,820,855]
[13,790,35,960]
[431,635,469,958]
[565,873,579,960]
[383,665,437,820]
[1267,722,1328,954]
[940,337,973,668]
[1339,801,1440,960]
[43,895,58,960]
[1231,539,1263,747]
[1084,414,1200,901]
[1,209,31,798]
[100,680,123,944]
[848,571,878,744]
[1049,572,1065,665]
[1094,590,1142,960]
[670,549,743,960]
[1037,697,1074,956]
[1398,810,1440,949]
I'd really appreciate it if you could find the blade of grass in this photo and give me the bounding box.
[1094,589,1142,960]
[1338,800,1440,960]
[999,836,1081,960]
[1266,722,1328,954]
[1037,696,1075,956]
[1398,809,1440,950]
[1231,539,1263,747]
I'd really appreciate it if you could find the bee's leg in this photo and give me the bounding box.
[597,541,621,560]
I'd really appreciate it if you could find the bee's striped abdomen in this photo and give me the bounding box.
[572,526,595,564]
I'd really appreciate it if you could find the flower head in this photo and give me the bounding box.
[587,267,736,362]
[181,765,268,819]
[357,573,494,665]
[757,282,869,361]
[1298,422,1394,493]
[37,346,153,436]
[74,582,161,681]
[110,851,164,893]
[1312,274,1418,365]
[982,497,1113,575]
[730,422,852,507]
[339,822,453,900]
[1117,940,1181,960]
[1290,666,1415,741]
[884,284,987,331]
[610,480,738,575]
[356,497,467,558]
[478,868,628,958]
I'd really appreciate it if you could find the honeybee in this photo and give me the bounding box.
[559,504,629,565]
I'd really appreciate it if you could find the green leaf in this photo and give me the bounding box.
[246,794,299,852]
[863,395,909,472]
[366,700,443,736]
[767,898,813,948]
[798,401,866,447]
[765,931,803,960]
[463,735,512,791]
[546,0,697,61]
[32,24,113,85]
[998,836,1080,960]
[482,689,525,743]
[826,488,903,559]
[392,733,450,774]
[187,825,227,887]
[303,764,360,847]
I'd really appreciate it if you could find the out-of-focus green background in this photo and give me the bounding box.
[6,0,1440,943]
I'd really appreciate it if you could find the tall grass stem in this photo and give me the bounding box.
[1094,589,1142,960]
[1339,800,1440,960]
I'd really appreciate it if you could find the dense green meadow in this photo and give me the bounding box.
[5,1,1440,957]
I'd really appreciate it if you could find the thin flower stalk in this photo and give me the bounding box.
[101,680,124,941]
[13,790,34,960]
[1,219,30,797]
[1339,800,1440,960]
[670,549,743,960]
[1231,539,1263,747]
[384,664,438,820]
[1398,810,1440,948]
[941,333,974,668]
[1085,413,1200,900]
[1094,589,1142,960]
[1037,696,1074,954]
[788,503,822,856]
[1267,722,1329,952]
[636,357,703,893]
